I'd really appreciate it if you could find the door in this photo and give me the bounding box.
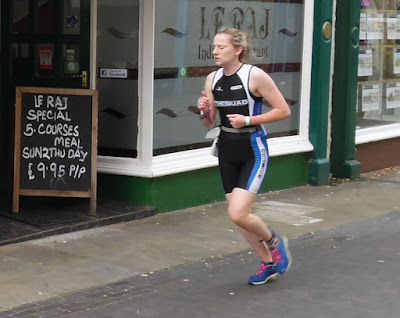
[0,0,91,200]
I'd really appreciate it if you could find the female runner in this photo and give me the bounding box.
[198,27,292,285]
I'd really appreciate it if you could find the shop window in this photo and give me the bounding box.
[10,43,31,82]
[357,0,400,130]
[153,0,304,155]
[12,0,30,34]
[96,1,139,158]
[38,0,56,34]
[63,0,81,35]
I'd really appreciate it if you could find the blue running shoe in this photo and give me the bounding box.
[270,234,292,275]
[248,262,278,285]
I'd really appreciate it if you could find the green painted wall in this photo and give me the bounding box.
[98,153,309,213]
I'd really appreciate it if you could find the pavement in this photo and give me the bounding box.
[0,166,399,316]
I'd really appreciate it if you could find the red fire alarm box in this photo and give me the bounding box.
[39,45,54,70]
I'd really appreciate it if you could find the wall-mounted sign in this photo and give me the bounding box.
[99,68,128,79]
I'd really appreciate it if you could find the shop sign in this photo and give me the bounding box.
[99,68,128,79]
[155,0,304,67]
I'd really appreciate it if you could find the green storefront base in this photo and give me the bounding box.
[98,153,310,213]
[309,158,330,186]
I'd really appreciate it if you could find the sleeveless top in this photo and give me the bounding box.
[212,64,263,129]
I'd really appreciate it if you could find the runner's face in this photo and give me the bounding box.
[213,33,242,67]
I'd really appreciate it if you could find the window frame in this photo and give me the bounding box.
[356,123,400,144]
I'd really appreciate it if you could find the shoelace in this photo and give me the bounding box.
[255,263,268,276]
[271,247,282,263]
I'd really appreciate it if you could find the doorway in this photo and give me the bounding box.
[0,0,91,200]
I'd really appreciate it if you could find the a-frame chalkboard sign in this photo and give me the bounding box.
[13,87,98,215]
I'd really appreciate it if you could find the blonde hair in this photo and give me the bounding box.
[217,27,252,62]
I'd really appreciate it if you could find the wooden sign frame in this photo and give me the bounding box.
[13,87,98,215]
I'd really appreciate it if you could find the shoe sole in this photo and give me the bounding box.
[279,235,293,275]
[248,272,279,285]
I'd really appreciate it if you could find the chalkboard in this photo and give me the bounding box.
[13,87,98,215]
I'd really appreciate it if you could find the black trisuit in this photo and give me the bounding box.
[212,64,269,194]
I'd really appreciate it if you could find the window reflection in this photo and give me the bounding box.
[10,43,30,81]
[12,0,30,34]
[153,0,303,155]
[63,0,81,35]
[96,0,139,158]
[38,0,56,33]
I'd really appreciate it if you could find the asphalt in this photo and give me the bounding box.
[27,211,400,318]
[0,166,399,316]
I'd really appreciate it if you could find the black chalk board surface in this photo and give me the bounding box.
[13,87,98,215]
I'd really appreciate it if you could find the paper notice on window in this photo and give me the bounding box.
[387,14,400,40]
[367,13,384,40]
[361,84,381,112]
[358,49,373,77]
[394,49,400,74]
[386,82,400,109]
[360,13,367,40]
